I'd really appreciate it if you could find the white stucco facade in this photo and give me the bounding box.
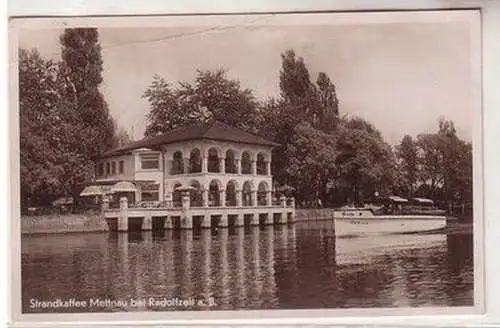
[95,138,275,207]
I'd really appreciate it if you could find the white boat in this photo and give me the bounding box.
[334,208,447,237]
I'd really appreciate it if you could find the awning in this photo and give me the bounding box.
[111,181,137,193]
[80,185,113,196]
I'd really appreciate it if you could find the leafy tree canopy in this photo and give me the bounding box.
[285,121,338,205]
[20,28,121,208]
[144,69,259,136]
[334,117,396,205]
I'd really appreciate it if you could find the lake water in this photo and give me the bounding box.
[21,220,474,313]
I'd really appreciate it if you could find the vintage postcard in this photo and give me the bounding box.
[9,10,483,323]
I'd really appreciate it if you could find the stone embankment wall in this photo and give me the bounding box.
[21,213,108,234]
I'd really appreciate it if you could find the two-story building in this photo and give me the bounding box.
[85,120,295,231]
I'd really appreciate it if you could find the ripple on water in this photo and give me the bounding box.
[21,224,474,312]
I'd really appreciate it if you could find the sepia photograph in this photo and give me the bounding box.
[10,9,482,321]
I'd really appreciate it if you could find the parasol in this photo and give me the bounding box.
[175,185,196,193]
[111,181,137,193]
[80,185,104,197]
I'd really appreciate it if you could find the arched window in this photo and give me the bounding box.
[242,181,253,206]
[171,151,184,175]
[225,149,237,174]
[226,180,237,207]
[257,181,268,206]
[207,148,220,173]
[189,148,202,173]
[257,153,267,175]
[241,152,252,174]
[208,180,221,207]
[189,180,203,207]
[172,183,182,207]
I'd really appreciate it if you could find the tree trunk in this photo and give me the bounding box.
[353,182,360,207]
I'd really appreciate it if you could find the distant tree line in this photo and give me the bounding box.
[143,49,473,209]
[19,29,473,211]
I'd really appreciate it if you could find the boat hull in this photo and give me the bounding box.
[334,214,447,237]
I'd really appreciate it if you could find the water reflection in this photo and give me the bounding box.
[21,221,473,313]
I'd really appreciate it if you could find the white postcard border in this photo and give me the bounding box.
[6,3,494,327]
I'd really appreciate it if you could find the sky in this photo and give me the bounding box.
[17,11,480,145]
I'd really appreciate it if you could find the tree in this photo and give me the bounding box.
[260,50,342,188]
[279,49,316,107]
[144,69,260,136]
[416,133,444,197]
[334,117,396,206]
[316,72,339,132]
[113,126,134,148]
[278,50,340,132]
[56,28,116,201]
[284,122,338,206]
[279,49,320,129]
[414,118,473,205]
[59,28,116,155]
[395,135,419,197]
[144,75,200,136]
[187,69,260,132]
[19,49,62,206]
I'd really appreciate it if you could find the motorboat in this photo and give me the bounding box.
[334,196,447,237]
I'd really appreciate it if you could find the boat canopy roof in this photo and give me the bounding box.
[386,196,409,203]
[412,197,435,205]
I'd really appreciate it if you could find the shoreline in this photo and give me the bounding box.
[20,210,472,235]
